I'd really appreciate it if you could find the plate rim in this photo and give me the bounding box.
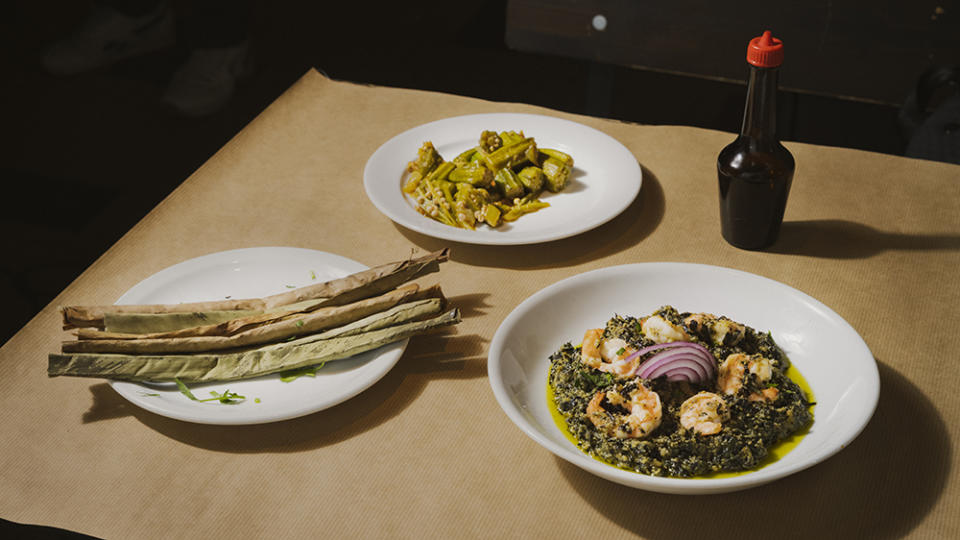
[107,247,408,425]
[487,261,880,494]
[362,112,643,245]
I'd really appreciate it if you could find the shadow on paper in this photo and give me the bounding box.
[394,163,665,269]
[79,292,490,452]
[771,219,960,258]
[556,361,950,540]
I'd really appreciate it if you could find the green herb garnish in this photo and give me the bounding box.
[175,378,199,400]
[175,378,246,403]
[280,361,327,382]
[206,390,246,403]
[576,368,614,391]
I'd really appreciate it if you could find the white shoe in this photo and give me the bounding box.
[42,4,176,75]
[162,43,252,116]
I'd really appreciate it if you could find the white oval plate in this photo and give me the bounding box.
[363,113,642,245]
[109,247,407,425]
[487,263,879,494]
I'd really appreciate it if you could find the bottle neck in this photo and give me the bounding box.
[740,65,779,141]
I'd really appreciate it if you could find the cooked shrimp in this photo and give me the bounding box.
[749,387,780,402]
[580,328,639,377]
[641,314,691,344]
[586,381,663,439]
[683,313,745,346]
[717,353,777,402]
[679,391,729,436]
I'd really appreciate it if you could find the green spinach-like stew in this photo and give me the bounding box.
[548,306,813,477]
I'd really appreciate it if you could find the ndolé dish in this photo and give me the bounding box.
[548,306,814,477]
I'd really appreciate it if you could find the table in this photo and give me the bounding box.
[2,69,959,539]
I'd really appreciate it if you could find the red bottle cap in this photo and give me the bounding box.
[746,30,784,68]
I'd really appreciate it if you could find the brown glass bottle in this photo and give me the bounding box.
[717,31,794,250]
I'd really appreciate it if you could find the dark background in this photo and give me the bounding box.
[0,0,949,347]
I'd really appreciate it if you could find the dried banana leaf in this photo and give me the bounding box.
[48,308,460,383]
[63,283,442,354]
[101,299,335,335]
[78,285,444,341]
[103,309,260,334]
[308,297,445,339]
[259,248,448,310]
[61,249,449,330]
[62,300,265,331]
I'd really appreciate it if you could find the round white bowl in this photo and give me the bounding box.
[487,263,879,494]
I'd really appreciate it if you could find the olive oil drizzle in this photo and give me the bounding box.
[547,364,815,479]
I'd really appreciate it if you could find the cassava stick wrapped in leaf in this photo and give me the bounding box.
[103,309,261,334]
[76,285,445,341]
[63,283,444,354]
[83,301,329,340]
[49,306,460,383]
[100,297,341,335]
[60,248,449,330]
[62,300,263,331]
[261,248,448,309]
[306,297,446,340]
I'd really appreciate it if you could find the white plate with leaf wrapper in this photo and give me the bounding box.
[363,113,643,245]
[487,263,880,494]
[108,247,407,425]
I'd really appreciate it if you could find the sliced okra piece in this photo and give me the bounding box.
[516,166,544,192]
[482,203,501,227]
[479,130,502,153]
[483,138,537,171]
[493,168,525,199]
[502,200,550,222]
[498,130,526,146]
[453,199,476,229]
[453,146,479,166]
[449,162,494,187]
[540,148,574,168]
[403,171,423,194]
[424,161,455,183]
[542,156,571,192]
[408,141,442,175]
[454,184,486,212]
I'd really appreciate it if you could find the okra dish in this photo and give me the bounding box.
[548,305,814,477]
[402,130,573,229]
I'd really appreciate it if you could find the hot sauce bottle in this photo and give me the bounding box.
[717,30,795,250]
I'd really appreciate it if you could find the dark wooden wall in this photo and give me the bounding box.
[507,0,960,105]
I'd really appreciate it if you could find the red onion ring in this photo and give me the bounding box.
[660,365,701,382]
[622,342,689,363]
[627,341,716,383]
